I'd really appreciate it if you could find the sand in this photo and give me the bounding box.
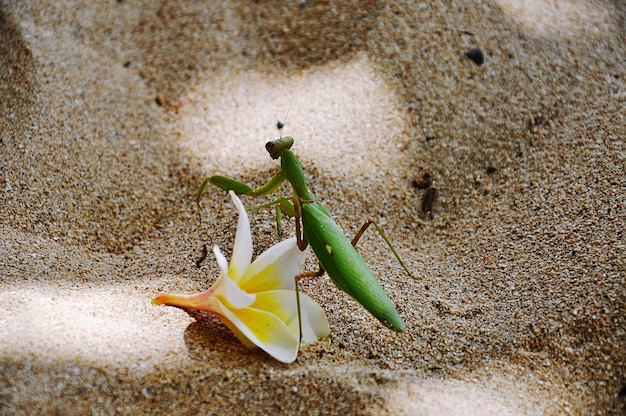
[1,0,625,414]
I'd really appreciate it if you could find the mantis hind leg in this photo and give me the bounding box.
[351,220,373,247]
[351,220,413,278]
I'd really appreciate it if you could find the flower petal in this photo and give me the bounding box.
[213,245,229,277]
[252,290,330,344]
[228,191,252,282]
[218,299,300,363]
[214,289,329,363]
[239,237,306,293]
[214,274,256,309]
[299,294,331,343]
[218,317,259,350]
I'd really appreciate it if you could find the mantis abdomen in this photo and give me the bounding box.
[301,202,406,332]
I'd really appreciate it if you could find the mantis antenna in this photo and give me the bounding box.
[277,93,296,136]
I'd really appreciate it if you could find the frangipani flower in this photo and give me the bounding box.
[152,191,329,363]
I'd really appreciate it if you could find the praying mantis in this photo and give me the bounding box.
[196,136,411,333]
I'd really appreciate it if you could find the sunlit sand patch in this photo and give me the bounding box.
[493,0,616,36]
[0,283,183,369]
[177,52,408,181]
[386,374,552,415]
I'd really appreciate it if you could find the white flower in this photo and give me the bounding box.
[152,191,329,363]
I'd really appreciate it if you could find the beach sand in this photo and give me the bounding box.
[1,0,624,414]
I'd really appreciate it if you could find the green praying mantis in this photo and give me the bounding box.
[196,136,411,333]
